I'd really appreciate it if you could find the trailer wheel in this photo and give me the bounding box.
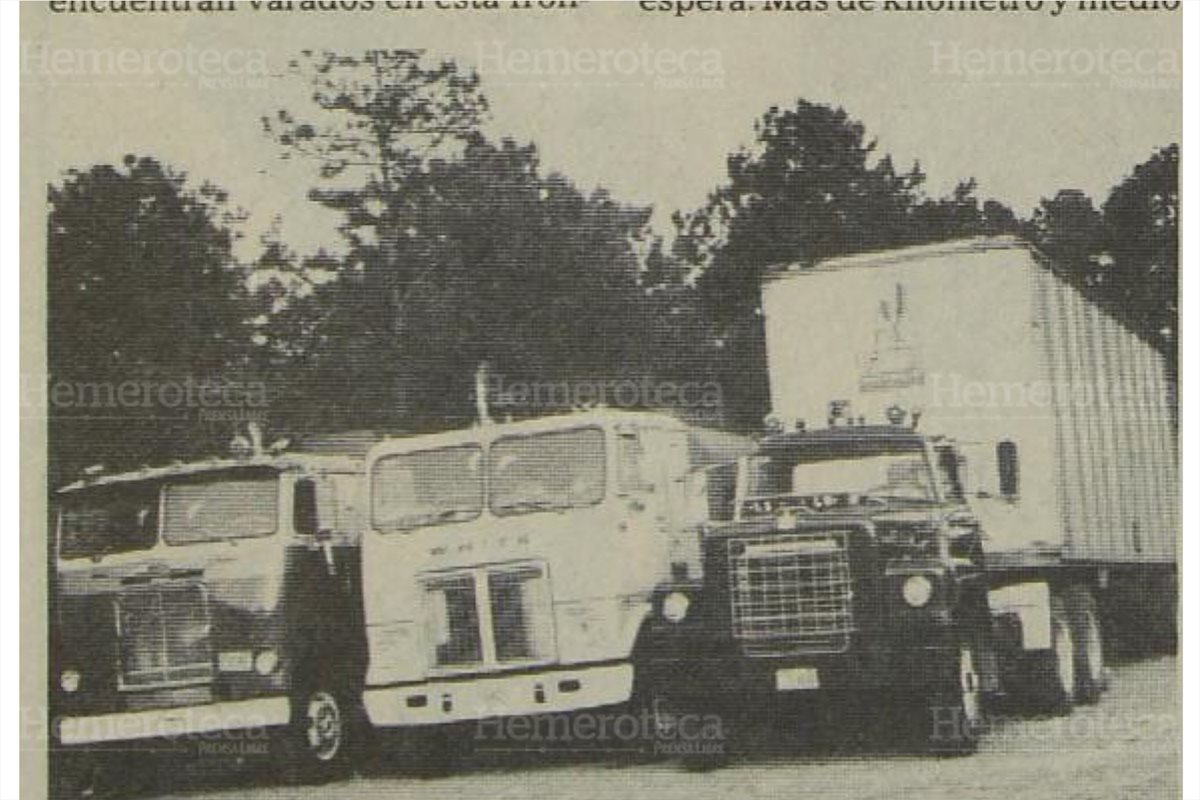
[1065,587,1106,705]
[1020,595,1076,716]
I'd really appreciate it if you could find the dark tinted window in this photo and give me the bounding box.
[997,441,1020,498]
[59,483,160,560]
[423,574,483,668]
[489,565,553,663]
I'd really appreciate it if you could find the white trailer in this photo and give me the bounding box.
[762,235,1179,567]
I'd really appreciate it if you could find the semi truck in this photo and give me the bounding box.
[48,411,755,794]
[50,451,369,795]
[641,236,1179,754]
[359,411,753,759]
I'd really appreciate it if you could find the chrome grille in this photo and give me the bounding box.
[115,585,213,691]
[728,533,854,656]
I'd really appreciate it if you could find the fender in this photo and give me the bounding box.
[988,582,1052,651]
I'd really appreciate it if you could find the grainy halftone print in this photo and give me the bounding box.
[20,3,1181,799]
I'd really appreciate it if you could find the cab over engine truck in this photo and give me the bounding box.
[50,453,368,794]
[641,237,1178,754]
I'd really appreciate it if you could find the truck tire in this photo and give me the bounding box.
[49,749,99,800]
[638,689,730,771]
[1019,595,1075,716]
[52,748,162,799]
[919,640,984,757]
[278,683,357,784]
[1065,586,1106,705]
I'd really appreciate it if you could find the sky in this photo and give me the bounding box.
[22,2,1182,260]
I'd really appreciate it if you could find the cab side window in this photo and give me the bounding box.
[706,463,738,522]
[935,446,966,504]
[293,478,320,536]
[616,432,655,494]
[997,441,1020,499]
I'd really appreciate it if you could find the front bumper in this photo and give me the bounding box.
[363,662,635,728]
[638,581,964,702]
[56,696,290,747]
[643,625,962,701]
[642,520,970,702]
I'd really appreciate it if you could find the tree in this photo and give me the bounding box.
[392,138,660,425]
[1027,146,1178,359]
[700,103,927,290]
[1030,189,1106,283]
[265,54,679,430]
[263,50,489,429]
[47,155,254,481]
[262,50,487,330]
[303,137,660,429]
[1021,146,1177,405]
[672,100,1016,429]
[1102,144,1178,354]
[911,178,1020,239]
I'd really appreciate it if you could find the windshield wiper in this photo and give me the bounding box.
[429,508,475,523]
[495,499,564,514]
[386,508,475,529]
[860,494,938,507]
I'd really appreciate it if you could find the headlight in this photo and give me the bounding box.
[661,592,691,623]
[60,670,81,693]
[902,575,935,608]
[254,649,279,676]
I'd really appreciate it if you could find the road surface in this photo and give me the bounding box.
[141,656,1181,800]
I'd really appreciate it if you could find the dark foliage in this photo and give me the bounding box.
[1028,144,1178,362]
[45,78,1177,476]
[46,156,257,482]
[668,100,1022,429]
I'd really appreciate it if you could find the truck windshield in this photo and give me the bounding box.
[372,445,484,532]
[161,471,279,545]
[58,483,160,561]
[747,445,935,507]
[490,428,606,515]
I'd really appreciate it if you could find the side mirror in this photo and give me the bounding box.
[704,463,738,523]
[997,441,1020,500]
[293,478,328,538]
[936,447,967,504]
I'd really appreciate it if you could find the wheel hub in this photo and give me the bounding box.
[304,691,343,762]
[1055,620,1077,696]
[959,646,983,727]
[1084,616,1104,683]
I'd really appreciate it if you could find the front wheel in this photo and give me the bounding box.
[49,749,101,800]
[278,686,355,784]
[51,746,168,799]
[919,642,984,757]
[635,689,730,771]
